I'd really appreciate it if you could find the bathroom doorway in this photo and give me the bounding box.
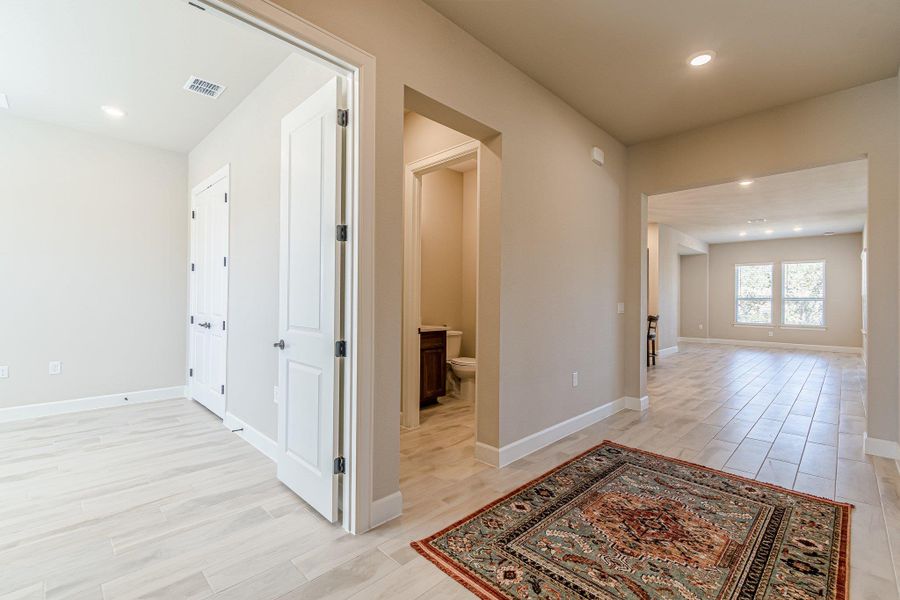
[401,117,480,434]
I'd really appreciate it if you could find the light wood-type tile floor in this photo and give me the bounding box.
[1,342,898,598]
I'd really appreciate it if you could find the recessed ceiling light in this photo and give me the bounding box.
[739,231,747,237]
[101,105,126,118]
[738,179,754,186]
[688,51,716,67]
[793,226,803,232]
[823,231,835,236]
[0,93,8,109]
[764,229,774,234]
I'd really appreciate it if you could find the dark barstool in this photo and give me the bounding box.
[647,315,659,366]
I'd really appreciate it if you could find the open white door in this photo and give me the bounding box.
[275,77,345,522]
[189,167,229,418]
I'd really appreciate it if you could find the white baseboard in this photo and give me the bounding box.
[489,397,637,468]
[864,433,900,460]
[223,412,278,462]
[0,385,186,423]
[622,395,649,411]
[474,441,500,467]
[370,491,403,528]
[677,336,862,355]
[658,346,678,357]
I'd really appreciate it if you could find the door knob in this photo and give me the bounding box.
[273,339,285,350]
[199,322,211,329]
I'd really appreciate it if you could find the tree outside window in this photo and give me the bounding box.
[783,261,825,327]
[735,264,773,324]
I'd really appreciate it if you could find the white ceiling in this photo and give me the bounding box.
[424,0,900,144]
[648,160,867,244]
[0,0,293,153]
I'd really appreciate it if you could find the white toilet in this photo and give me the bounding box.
[446,331,476,402]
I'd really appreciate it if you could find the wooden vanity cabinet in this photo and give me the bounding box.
[419,330,446,405]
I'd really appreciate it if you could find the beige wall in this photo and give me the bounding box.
[647,224,659,316]
[626,77,898,445]
[420,168,464,329]
[461,169,477,358]
[259,0,628,500]
[704,234,863,348]
[680,254,709,339]
[0,113,187,408]
[189,54,338,440]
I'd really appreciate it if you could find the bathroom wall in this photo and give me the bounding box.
[420,168,464,331]
[461,169,477,357]
[419,165,478,357]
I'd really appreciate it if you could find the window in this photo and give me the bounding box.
[735,263,773,324]
[782,261,825,327]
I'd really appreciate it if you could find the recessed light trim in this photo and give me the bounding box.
[688,51,716,67]
[739,232,747,237]
[101,105,126,118]
[823,231,835,236]
[738,179,754,187]
[793,226,803,232]
[747,218,767,224]
[764,229,774,235]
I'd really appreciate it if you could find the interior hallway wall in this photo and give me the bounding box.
[189,53,338,440]
[680,254,709,340]
[626,77,898,449]
[0,113,187,409]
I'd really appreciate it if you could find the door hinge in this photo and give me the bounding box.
[190,315,194,324]
[191,210,196,219]
[224,192,228,203]
[337,109,349,127]
[335,340,347,357]
[222,320,226,331]
[220,384,225,394]
[333,456,346,475]
[223,256,227,267]
[191,262,195,272]
[189,368,193,377]
[336,224,348,242]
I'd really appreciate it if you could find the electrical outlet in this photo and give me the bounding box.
[273,385,279,404]
[768,331,774,337]
[0,366,8,378]
[572,372,579,387]
[617,302,625,314]
[49,361,61,375]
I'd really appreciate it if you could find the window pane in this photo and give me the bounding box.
[784,300,824,327]
[737,264,773,299]
[737,299,772,324]
[784,262,824,298]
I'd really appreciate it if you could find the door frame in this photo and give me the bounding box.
[402,140,481,429]
[187,164,231,418]
[199,0,376,534]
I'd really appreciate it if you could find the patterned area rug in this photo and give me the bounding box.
[412,441,851,599]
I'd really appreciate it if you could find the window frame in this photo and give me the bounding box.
[734,262,775,326]
[781,259,827,328]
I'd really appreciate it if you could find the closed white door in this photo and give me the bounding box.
[276,77,345,522]
[189,168,229,418]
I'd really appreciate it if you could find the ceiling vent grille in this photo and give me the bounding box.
[183,76,225,99]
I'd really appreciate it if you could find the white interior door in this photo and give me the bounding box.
[189,168,229,418]
[276,77,344,522]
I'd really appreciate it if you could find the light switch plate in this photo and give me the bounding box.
[0,366,8,378]
[617,302,625,314]
[572,372,579,387]
[49,361,61,375]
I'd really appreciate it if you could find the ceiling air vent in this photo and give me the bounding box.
[183,76,225,99]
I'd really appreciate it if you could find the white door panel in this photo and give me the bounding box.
[189,170,229,418]
[277,77,344,522]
